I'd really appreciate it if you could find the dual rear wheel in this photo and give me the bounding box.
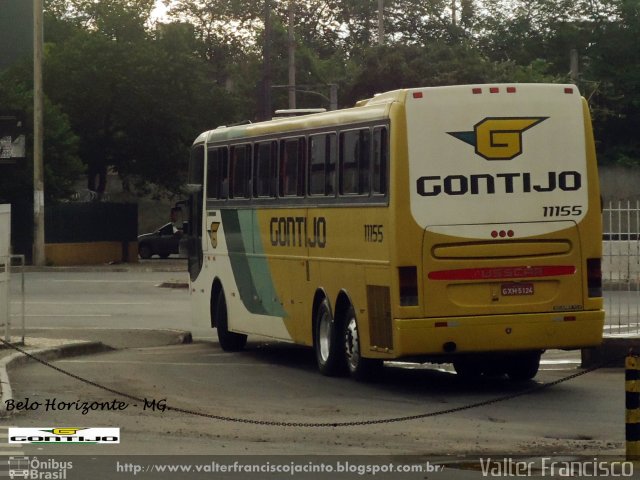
[314,299,383,381]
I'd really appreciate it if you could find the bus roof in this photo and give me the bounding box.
[194,84,581,146]
[194,91,403,146]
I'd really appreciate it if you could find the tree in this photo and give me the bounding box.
[584,0,640,165]
[0,64,84,204]
[43,2,236,195]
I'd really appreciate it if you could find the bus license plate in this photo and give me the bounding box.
[501,283,534,296]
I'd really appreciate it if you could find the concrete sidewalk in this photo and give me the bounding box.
[0,328,192,417]
[0,258,191,417]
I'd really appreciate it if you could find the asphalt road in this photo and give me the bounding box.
[0,266,633,479]
[7,340,623,454]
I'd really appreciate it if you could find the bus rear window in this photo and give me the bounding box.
[373,127,388,195]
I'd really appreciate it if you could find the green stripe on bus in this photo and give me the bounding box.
[222,209,286,318]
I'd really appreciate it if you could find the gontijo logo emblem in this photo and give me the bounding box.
[9,427,120,443]
[448,117,547,160]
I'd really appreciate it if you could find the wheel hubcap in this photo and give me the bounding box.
[318,310,331,362]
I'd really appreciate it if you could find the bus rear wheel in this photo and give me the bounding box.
[214,291,247,352]
[505,352,541,381]
[314,299,345,376]
[343,305,383,381]
[453,358,484,379]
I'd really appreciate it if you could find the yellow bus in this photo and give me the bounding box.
[183,84,604,381]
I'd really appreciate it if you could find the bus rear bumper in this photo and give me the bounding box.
[391,310,605,358]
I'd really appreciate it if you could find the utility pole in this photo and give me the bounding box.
[288,0,296,109]
[378,0,384,45]
[33,0,45,266]
[262,0,272,120]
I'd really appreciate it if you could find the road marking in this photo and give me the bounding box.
[18,314,113,317]
[0,427,24,456]
[10,302,152,305]
[57,359,271,367]
[38,279,161,284]
[540,359,580,365]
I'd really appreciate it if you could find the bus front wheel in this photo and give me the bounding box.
[343,305,383,381]
[314,299,345,376]
[214,291,247,352]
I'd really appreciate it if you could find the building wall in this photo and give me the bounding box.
[600,165,640,202]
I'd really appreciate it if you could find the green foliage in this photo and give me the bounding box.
[583,0,640,166]
[43,7,236,194]
[6,0,637,207]
[0,65,83,204]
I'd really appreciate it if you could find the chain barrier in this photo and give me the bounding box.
[0,337,615,428]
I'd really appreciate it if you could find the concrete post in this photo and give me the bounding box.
[626,354,640,460]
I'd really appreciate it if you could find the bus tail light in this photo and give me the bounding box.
[587,258,602,297]
[399,266,418,306]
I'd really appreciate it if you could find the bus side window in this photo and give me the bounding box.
[340,129,370,195]
[230,144,251,199]
[372,126,388,195]
[326,133,337,195]
[309,133,336,196]
[207,147,229,200]
[254,141,277,198]
[280,137,305,197]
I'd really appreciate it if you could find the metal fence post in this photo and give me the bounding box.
[11,254,25,345]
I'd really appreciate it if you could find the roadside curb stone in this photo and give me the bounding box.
[0,330,192,418]
[0,339,111,418]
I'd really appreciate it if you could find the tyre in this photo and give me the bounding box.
[159,253,170,259]
[138,244,152,259]
[505,352,541,381]
[314,299,345,376]
[343,305,383,381]
[453,358,484,378]
[214,291,247,352]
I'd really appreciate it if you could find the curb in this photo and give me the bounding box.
[0,341,112,418]
[0,329,193,418]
